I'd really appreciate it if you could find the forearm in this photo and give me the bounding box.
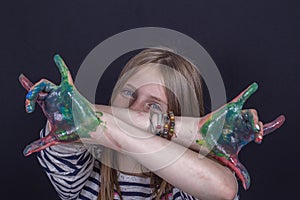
[94,104,206,152]
[89,112,237,200]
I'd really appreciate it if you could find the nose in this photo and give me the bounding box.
[129,98,148,112]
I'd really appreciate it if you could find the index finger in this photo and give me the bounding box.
[231,82,258,107]
[19,74,48,102]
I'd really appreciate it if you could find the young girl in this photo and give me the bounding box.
[21,48,283,199]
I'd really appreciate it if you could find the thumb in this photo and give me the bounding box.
[23,134,58,156]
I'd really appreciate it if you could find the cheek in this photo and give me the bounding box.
[111,94,130,108]
[161,104,168,113]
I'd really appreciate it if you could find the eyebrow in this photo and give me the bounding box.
[149,95,167,106]
[124,83,136,90]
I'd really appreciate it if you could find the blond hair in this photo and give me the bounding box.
[98,48,204,200]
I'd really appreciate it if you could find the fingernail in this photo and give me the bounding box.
[255,134,263,144]
[19,73,25,80]
[26,103,34,113]
[255,124,260,132]
[25,99,31,111]
[26,105,32,113]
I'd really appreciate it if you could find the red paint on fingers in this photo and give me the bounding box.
[263,115,285,136]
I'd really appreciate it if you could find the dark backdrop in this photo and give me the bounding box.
[1,0,299,199]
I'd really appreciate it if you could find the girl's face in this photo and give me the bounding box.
[112,65,168,113]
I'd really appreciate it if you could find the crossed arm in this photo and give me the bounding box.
[20,55,284,200]
[88,106,239,199]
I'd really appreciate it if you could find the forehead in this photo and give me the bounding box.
[125,64,165,88]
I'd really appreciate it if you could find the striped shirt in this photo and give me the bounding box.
[37,128,239,200]
[37,128,200,200]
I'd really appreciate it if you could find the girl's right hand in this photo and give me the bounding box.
[20,55,104,156]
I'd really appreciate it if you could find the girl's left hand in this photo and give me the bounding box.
[197,83,285,190]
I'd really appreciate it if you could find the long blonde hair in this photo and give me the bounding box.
[98,48,205,200]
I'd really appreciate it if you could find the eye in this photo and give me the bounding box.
[120,89,136,99]
[146,102,162,112]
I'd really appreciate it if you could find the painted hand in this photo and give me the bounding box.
[196,83,285,190]
[19,55,104,156]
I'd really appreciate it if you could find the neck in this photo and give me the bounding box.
[117,153,151,177]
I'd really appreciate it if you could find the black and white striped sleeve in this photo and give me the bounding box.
[172,187,197,200]
[37,128,95,200]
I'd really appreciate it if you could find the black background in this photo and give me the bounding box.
[1,0,299,199]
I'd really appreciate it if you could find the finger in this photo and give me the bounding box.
[23,134,58,156]
[19,74,49,111]
[255,121,264,144]
[211,155,250,190]
[25,79,55,113]
[263,115,285,136]
[19,74,33,91]
[231,83,258,107]
[233,159,251,190]
[53,54,74,85]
